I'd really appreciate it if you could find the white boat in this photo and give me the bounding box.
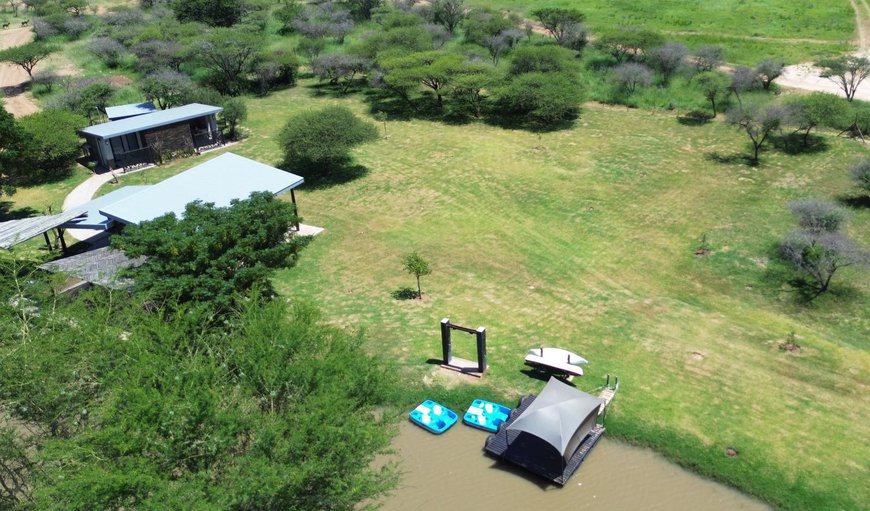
[524,347,588,377]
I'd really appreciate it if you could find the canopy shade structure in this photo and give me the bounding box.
[0,210,85,250]
[505,377,602,479]
[105,102,157,121]
[79,103,222,140]
[99,152,304,226]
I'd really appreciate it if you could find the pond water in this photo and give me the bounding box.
[378,422,770,511]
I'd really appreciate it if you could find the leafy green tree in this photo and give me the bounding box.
[647,43,687,85]
[17,109,88,181]
[199,27,264,95]
[354,25,432,59]
[141,68,195,110]
[403,251,431,299]
[112,192,301,310]
[726,103,787,163]
[274,0,303,33]
[463,7,517,47]
[508,45,579,76]
[381,51,464,107]
[851,158,870,193]
[220,97,247,139]
[597,27,664,62]
[0,266,399,510]
[345,0,383,20]
[531,7,584,45]
[495,71,582,126]
[695,70,730,116]
[448,62,498,118]
[430,0,465,34]
[0,41,54,80]
[311,53,370,93]
[297,36,327,62]
[279,105,378,174]
[0,105,28,196]
[784,92,848,146]
[170,0,246,27]
[693,45,724,72]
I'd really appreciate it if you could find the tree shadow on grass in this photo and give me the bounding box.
[483,111,578,133]
[308,80,369,98]
[0,201,38,222]
[837,194,870,209]
[677,110,713,126]
[287,163,369,190]
[770,133,829,155]
[705,151,758,167]
[391,287,419,300]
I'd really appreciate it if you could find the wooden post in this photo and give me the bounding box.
[43,232,52,251]
[290,189,300,230]
[57,228,68,254]
[476,327,487,373]
[440,318,451,364]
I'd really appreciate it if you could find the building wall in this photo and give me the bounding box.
[143,122,195,164]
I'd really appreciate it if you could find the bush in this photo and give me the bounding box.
[279,105,378,174]
[788,199,847,233]
[220,97,247,139]
[613,62,653,94]
[507,45,579,76]
[17,109,88,182]
[89,37,127,68]
[851,158,870,192]
[494,71,582,127]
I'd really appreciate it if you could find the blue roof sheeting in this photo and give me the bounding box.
[79,103,223,140]
[99,153,304,226]
[62,186,151,230]
[105,102,157,121]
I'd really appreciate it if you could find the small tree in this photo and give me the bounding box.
[0,42,54,80]
[597,27,664,63]
[0,105,28,196]
[693,45,724,72]
[274,0,303,33]
[788,199,847,234]
[756,58,783,91]
[495,71,582,126]
[220,97,247,140]
[88,37,127,69]
[695,70,730,116]
[613,62,653,94]
[531,7,584,45]
[780,231,869,295]
[647,42,687,85]
[381,50,464,107]
[402,251,431,299]
[850,158,870,193]
[784,92,848,146]
[816,55,870,101]
[17,109,88,182]
[430,0,465,34]
[730,66,760,106]
[279,105,378,174]
[198,28,264,95]
[311,53,369,92]
[726,103,786,162]
[141,69,195,110]
[297,37,327,62]
[448,62,498,118]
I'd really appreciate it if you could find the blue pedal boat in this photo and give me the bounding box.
[409,400,458,434]
[463,399,511,433]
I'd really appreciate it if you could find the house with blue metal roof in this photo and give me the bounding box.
[79,103,224,170]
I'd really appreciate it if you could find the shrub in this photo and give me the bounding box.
[279,105,378,174]
[17,109,89,182]
[851,158,870,192]
[788,199,847,234]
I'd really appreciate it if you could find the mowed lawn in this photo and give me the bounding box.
[476,0,854,64]
[97,82,869,509]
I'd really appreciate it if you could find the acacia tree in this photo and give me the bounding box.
[780,231,869,295]
[784,92,848,146]
[141,69,195,110]
[726,103,786,162]
[647,42,687,85]
[531,7,585,47]
[311,53,369,92]
[613,62,653,94]
[381,51,464,107]
[402,251,432,299]
[0,42,54,80]
[220,97,247,139]
[694,45,724,72]
[199,28,264,95]
[756,58,783,90]
[695,70,730,116]
[598,27,664,62]
[113,192,301,310]
[448,62,498,117]
[816,55,870,101]
[430,0,465,34]
[730,66,760,106]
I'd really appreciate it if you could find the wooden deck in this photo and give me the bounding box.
[484,394,606,486]
[598,387,616,415]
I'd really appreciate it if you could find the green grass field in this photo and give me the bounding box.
[478,0,855,64]
[92,80,870,509]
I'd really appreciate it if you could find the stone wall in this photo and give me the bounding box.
[143,122,194,164]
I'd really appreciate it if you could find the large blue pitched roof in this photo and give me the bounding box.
[79,103,223,140]
[99,153,304,225]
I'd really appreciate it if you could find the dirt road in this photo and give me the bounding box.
[0,26,39,117]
